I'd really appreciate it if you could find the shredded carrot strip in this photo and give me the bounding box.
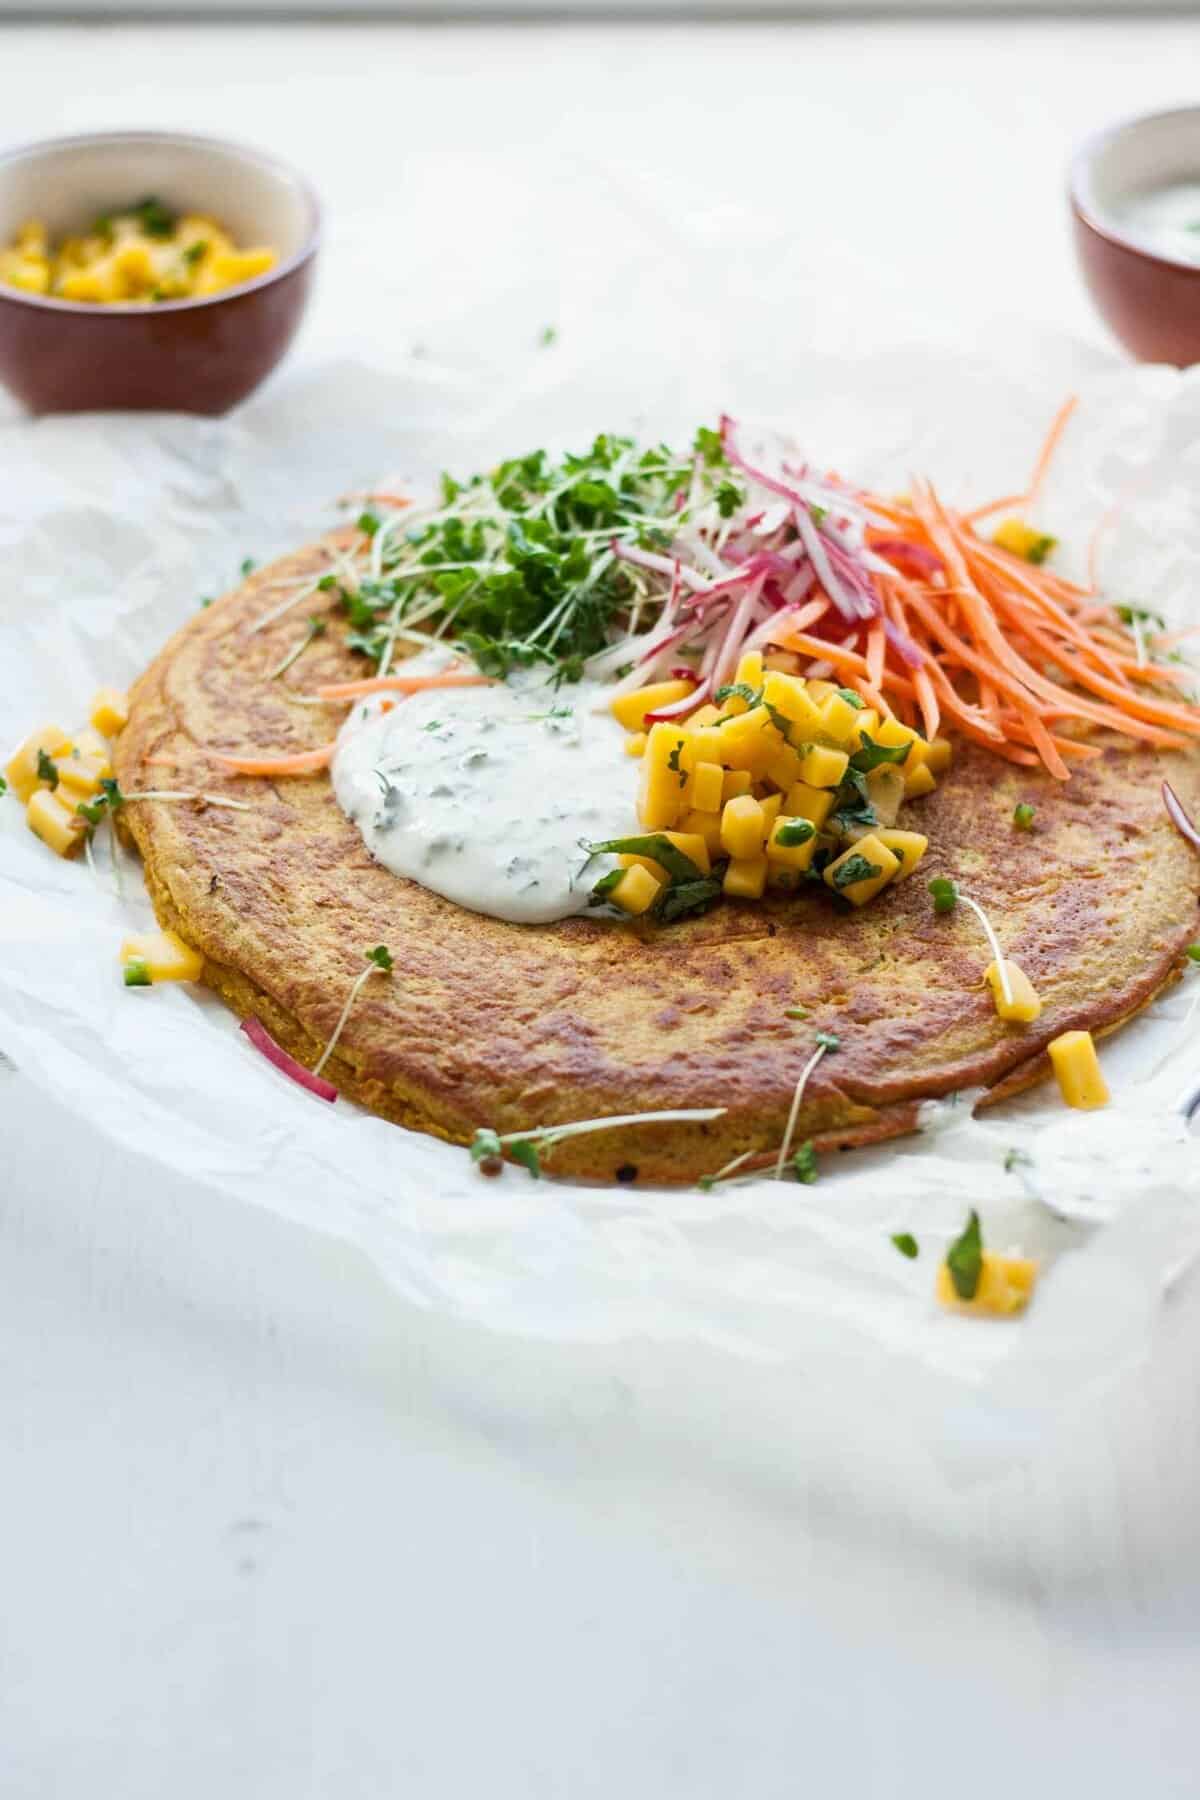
[1025,395,1078,508]
[215,743,336,776]
[865,621,885,691]
[314,673,495,702]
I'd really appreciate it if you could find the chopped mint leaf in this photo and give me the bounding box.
[837,687,866,710]
[945,1208,983,1301]
[891,1232,919,1259]
[851,732,909,773]
[714,681,762,709]
[775,819,815,847]
[36,749,59,790]
[830,852,881,891]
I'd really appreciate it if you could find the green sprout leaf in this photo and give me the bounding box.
[792,1141,819,1185]
[928,876,958,914]
[508,1139,542,1178]
[814,1030,841,1052]
[693,424,724,467]
[891,1232,919,1259]
[945,1208,984,1301]
[715,480,744,519]
[365,944,394,972]
[1013,802,1036,831]
[470,1127,502,1163]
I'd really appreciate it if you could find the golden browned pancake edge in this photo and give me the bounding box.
[115,539,1200,1184]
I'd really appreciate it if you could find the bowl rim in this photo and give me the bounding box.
[1069,104,1200,278]
[0,127,321,316]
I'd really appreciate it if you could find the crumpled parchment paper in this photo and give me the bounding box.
[2,352,1199,1477]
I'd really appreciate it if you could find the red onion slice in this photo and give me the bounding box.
[241,1016,338,1102]
[1163,781,1200,855]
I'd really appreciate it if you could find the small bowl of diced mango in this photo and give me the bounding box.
[0,130,319,415]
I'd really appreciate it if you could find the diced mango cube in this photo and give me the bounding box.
[119,929,205,983]
[1047,1029,1109,1110]
[797,744,849,789]
[715,704,776,773]
[26,787,86,857]
[610,680,696,733]
[767,815,818,872]
[689,760,724,814]
[984,959,1042,1024]
[5,723,72,803]
[759,792,782,831]
[680,808,724,859]
[721,768,752,802]
[734,648,764,690]
[761,670,824,733]
[664,830,711,876]
[873,716,925,768]
[684,726,724,772]
[936,1251,1038,1316]
[877,828,928,879]
[723,854,767,900]
[784,781,836,829]
[823,832,900,907]
[849,708,880,751]
[818,691,861,744]
[992,518,1055,565]
[71,726,113,771]
[57,752,109,799]
[805,679,836,705]
[764,744,803,794]
[89,687,129,737]
[904,762,937,798]
[638,722,689,830]
[689,703,722,729]
[608,863,661,916]
[925,736,953,775]
[720,794,766,860]
[624,732,647,758]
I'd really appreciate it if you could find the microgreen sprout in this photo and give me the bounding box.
[470,1107,726,1179]
[312,944,394,1078]
[1013,802,1036,831]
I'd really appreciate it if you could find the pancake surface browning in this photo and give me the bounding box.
[116,541,1200,1183]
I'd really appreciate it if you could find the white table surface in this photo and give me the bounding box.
[4,17,1200,1798]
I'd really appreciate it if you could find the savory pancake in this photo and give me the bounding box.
[115,539,1200,1183]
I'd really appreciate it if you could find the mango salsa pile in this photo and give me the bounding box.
[603,650,951,916]
[0,202,277,305]
[5,689,128,854]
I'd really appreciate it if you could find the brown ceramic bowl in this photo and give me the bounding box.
[0,130,319,415]
[1071,107,1200,368]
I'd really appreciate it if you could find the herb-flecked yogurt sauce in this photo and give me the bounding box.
[332,670,638,923]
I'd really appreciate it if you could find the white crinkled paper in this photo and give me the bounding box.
[2,352,1199,1476]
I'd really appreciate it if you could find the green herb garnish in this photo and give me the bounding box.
[667,740,687,787]
[357,511,381,539]
[583,834,705,885]
[1116,603,1166,631]
[655,875,723,922]
[240,557,257,578]
[784,1005,808,1019]
[538,325,557,347]
[891,1232,919,1260]
[715,480,744,519]
[1188,944,1200,964]
[470,1127,503,1163]
[693,424,724,466]
[836,687,866,710]
[814,1030,841,1052]
[928,876,958,914]
[792,1141,818,1185]
[508,1139,542,1177]
[775,819,815,847]
[850,732,909,773]
[1003,1148,1032,1173]
[0,775,7,796]
[36,749,59,790]
[183,240,208,266]
[123,958,152,988]
[131,196,175,238]
[365,944,394,972]
[714,681,762,709]
[1024,534,1057,566]
[1012,802,1036,830]
[945,1208,983,1301]
[830,852,881,891]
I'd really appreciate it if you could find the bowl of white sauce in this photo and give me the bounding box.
[1071,107,1200,367]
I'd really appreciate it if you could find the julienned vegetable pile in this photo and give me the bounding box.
[587,649,945,918]
[292,398,1200,786]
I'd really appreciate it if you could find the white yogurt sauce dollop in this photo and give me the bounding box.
[332,670,639,923]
